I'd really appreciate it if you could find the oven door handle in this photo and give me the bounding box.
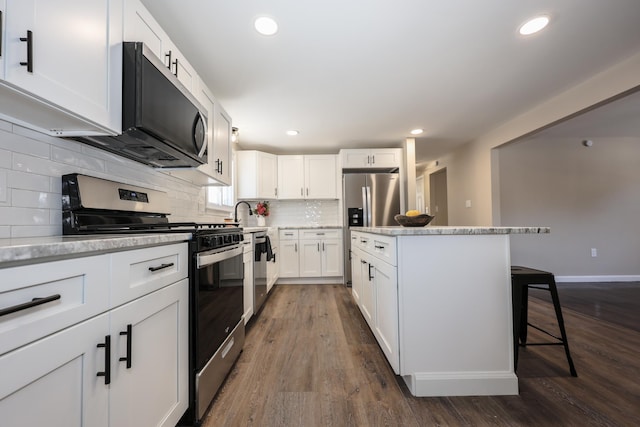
[197,246,243,268]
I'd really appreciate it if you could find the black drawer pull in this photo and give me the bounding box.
[119,324,133,369]
[148,262,174,272]
[0,294,60,317]
[374,245,385,250]
[172,58,179,77]
[165,50,172,69]
[97,335,111,385]
[19,30,33,72]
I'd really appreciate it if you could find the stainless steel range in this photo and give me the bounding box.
[62,174,244,426]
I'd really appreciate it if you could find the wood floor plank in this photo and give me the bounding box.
[203,283,640,427]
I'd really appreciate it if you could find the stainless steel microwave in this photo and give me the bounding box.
[72,42,207,168]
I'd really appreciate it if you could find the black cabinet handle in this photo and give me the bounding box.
[172,58,179,77]
[368,264,373,281]
[19,30,33,72]
[148,262,174,272]
[119,324,133,369]
[374,245,385,250]
[219,160,223,175]
[165,50,172,69]
[0,294,60,317]
[96,335,111,385]
[361,260,367,264]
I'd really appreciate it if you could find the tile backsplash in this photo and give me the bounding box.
[236,199,341,228]
[0,120,226,238]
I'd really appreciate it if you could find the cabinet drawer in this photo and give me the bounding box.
[111,243,188,308]
[299,229,341,239]
[279,229,299,240]
[0,255,110,356]
[371,235,397,266]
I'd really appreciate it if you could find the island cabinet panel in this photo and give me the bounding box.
[352,229,519,397]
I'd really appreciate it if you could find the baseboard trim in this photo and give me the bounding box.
[556,275,640,283]
[402,371,519,397]
[276,277,344,285]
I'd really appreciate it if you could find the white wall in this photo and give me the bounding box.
[499,137,640,279]
[440,50,640,226]
[0,120,227,238]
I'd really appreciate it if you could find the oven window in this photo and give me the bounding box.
[196,251,243,370]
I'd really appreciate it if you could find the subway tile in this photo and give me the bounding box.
[0,226,10,238]
[49,209,62,226]
[0,130,50,159]
[0,119,12,133]
[13,153,74,177]
[12,189,61,209]
[0,170,7,203]
[0,149,11,169]
[51,145,106,172]
[8,170,51,192]
[11,224,61,238]
[0,207,50,225]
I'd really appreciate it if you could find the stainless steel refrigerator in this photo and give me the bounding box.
[343,172,401,284]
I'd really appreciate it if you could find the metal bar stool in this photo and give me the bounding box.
[511,266,577,376]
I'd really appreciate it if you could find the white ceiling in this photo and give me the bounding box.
[141,0,640,165]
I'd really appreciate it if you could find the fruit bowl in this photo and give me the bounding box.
[394,214,435,227]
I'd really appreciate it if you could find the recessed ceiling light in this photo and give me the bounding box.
[410,128,424,135]
[519,15,549,35]
[254,16,278,36]
[286,130,299,136]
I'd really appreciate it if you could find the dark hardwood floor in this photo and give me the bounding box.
[203,284,640,427]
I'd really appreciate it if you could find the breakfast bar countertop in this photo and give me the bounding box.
[356,226,550,236]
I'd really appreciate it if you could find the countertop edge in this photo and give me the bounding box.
[354,226,551,236]
[0,233,192,267]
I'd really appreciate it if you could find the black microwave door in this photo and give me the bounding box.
[138,55,206,162]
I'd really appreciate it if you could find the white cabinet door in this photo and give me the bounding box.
[237,151,278,199]
[359,256,374,328]
[212,103,232,185]
[279,240,299,278]
[321,238,343,276]
[350,248,362,305]
[277,155,305,199]
[373,260,399,374]
[124,0,168,61]
[369,148,402,168]
[109,279,189,427]
[341,149,401,169]
[243,249,254,324]
[305,155,337,199]
[299,239,322,277]
[2,0,121,134]
[0,313,110,427]
[341,149,371,168]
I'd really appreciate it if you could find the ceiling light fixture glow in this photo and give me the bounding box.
[286,130,299,136]
[254,16,278,36]
[410,128,424,135]
[519,15,549,35]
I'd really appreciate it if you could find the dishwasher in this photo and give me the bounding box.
[253,231,268,314]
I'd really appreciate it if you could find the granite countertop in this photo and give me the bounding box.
[278,225,342,230]
[356,226,550,236]
[0,233,192,267]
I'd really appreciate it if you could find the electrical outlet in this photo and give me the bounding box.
[591,248,597,257]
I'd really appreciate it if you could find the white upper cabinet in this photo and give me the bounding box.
[237,150,278,199]
[212,102,232,185]
[0,0,122,135]
[341,148,402,169]
[123,0,197,94]
[277,154,337,200]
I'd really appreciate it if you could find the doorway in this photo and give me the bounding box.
[416,175,425,213]
[429,168,448,225]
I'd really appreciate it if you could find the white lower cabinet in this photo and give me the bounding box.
[0,313,110,427]
[350,231,399,373]
[0,242,189,427]
[109,279,188,427]
[280,229,343,280]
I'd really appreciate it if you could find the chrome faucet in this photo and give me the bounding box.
[233,201,253,223]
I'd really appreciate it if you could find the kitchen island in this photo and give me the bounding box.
[350,226,549,397]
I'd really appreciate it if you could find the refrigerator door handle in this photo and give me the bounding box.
[365,186,372,227]
[361,186,368,227]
